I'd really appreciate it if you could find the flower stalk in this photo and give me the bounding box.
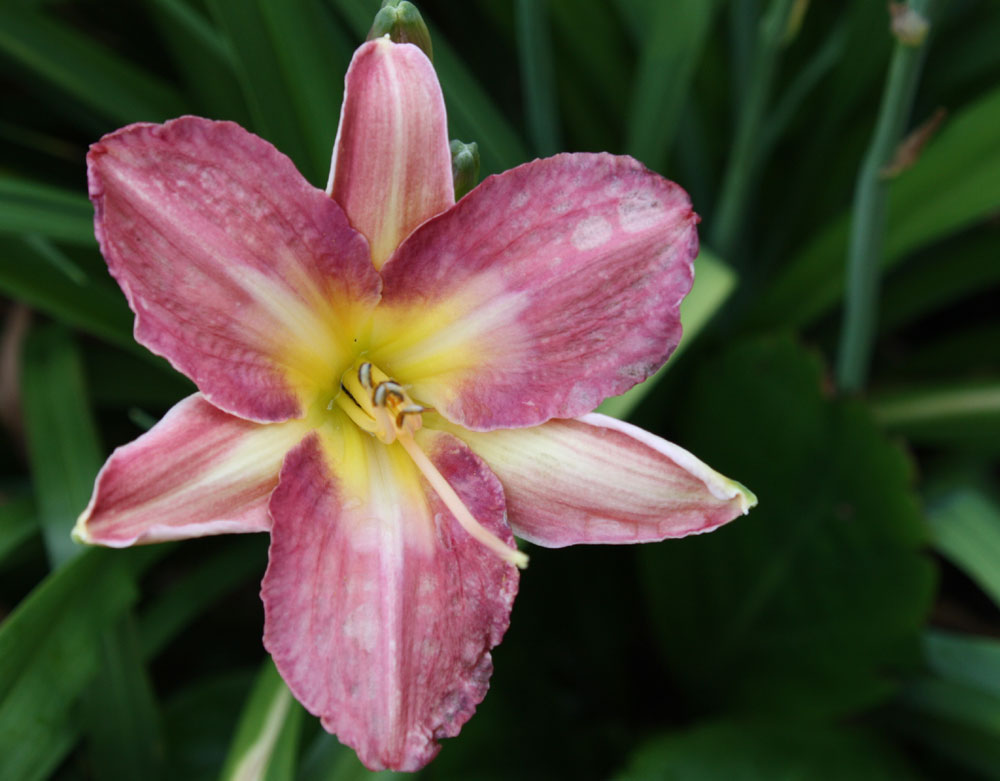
[836,0,933,393]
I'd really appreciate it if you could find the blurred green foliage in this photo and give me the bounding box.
[1,0,998,778]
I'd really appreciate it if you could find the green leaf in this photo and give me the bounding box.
[0,177,95,245]
[20,323,166,778]
[710,0,798,259]
[760,21,847,157]
[894,673,1000,778]
[81,617,165,780]
[163,671,257,781]
[330,0,529,175]
[549,0,631,152]
[640,335,935,717]
[298,731,408,781]
[926,489,1000,606]
[904,631,1000,775]
[220,659,305,781]
[615,721,918,780]
[0,492,37,567]
[145,0,253,125]
[20,324,102,565]
[598,247,737,419]
[0,4,186,124]
[873,381,1000,450]
[625,0,718,172]
[758,0,892,264]
[515,0,561,156]
[0,235,135,350]
[754,84,1000,328]
[208,0,352,184]
[0,549,137,781]
[85,343,194,409]
[924,630,1000,699]
[880,229,1000,330]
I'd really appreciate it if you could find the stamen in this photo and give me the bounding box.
[396,430,529,569]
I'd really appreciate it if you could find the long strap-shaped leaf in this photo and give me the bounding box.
[753,83,1000,329]
[208,0,353,184]
[18,325,164,780]
[0,4,185,124]
[220,659,304,781]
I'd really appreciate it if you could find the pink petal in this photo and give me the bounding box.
[329,39,454,270]
[89,117,381,423]
[372,153,698,431]
[74,394,309,547]
[262,426,518,771]
[439,412,755,548]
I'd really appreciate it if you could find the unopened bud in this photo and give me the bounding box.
[451,140,480,200]
[889,3,929,46]
[368,1,433,61]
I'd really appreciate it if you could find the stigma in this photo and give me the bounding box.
[334,360,528,569]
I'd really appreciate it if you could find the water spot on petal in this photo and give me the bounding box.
[571,215,613,251]
[618,191,665,234]
[604,178,625,197]
[551,198,573,215]
[343,604,378,652]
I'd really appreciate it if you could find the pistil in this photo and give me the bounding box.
[396,430,529,569]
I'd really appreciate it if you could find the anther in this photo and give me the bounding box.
[358,362,373,390]
[395,404,426,428]
[373,381,405,408]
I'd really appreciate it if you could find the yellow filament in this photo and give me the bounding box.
[333,392,378,434]
[396,430,529,569]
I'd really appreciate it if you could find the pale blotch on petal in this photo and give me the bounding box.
[618,189,670,234]
[571,215,613,251]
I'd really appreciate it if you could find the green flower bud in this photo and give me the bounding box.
[450,140,480,201]
[368,1,433,61]
[889,2,930,47]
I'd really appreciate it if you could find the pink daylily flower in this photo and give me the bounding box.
[74,38,755,771]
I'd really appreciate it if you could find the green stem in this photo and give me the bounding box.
[836,0,933,393]
[710,0,795,260]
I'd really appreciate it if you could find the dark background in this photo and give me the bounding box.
[1,1,999,778]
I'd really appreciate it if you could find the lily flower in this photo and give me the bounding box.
[74,37,755,771]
